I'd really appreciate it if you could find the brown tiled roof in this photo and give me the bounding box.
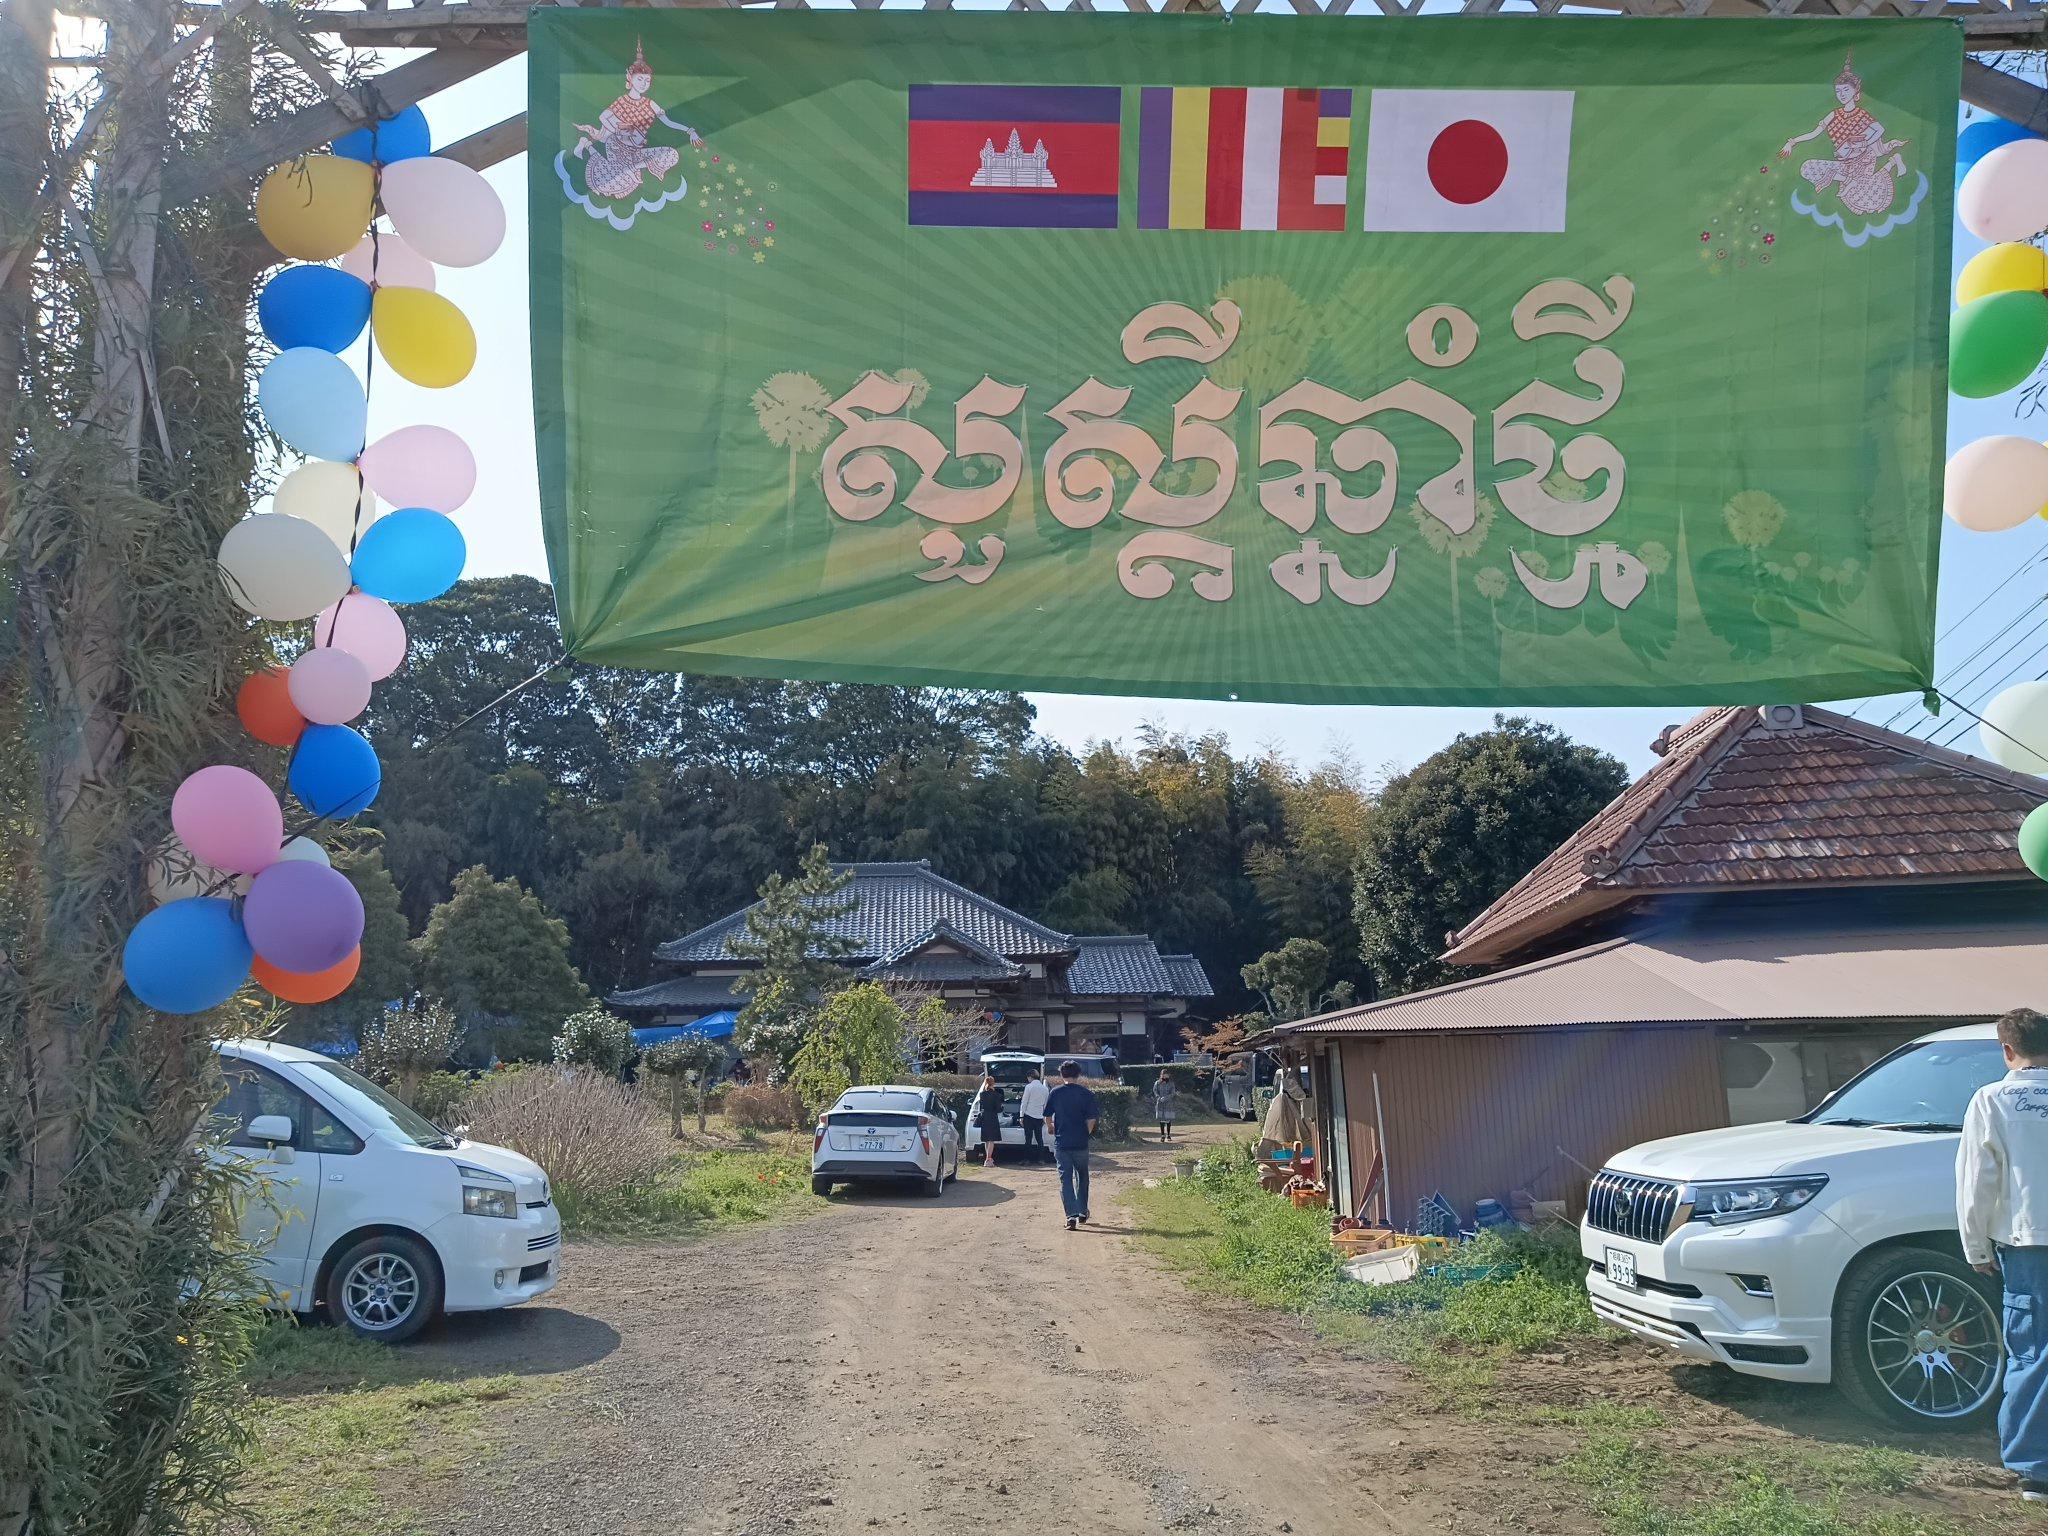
[1442,706,2048,967]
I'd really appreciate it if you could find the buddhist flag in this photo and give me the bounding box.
[907,85,1122,229]
[1361,89,1574,233]
[1137,87,1350,232]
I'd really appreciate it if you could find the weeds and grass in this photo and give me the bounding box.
[232,1325,544,1536]
[563,1148,823,1237]
[1557,1434,1959,1536]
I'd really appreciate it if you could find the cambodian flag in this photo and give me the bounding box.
[908,85,1122,230]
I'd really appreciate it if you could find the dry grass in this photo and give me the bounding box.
[458,1069,670,1221]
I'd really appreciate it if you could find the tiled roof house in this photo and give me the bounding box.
[1261,706,2048,1225]
[612,861,1212,1061]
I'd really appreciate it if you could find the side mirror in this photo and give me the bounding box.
[247,1114,294,1148]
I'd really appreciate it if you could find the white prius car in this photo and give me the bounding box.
[211,1039,560,1343]
[812,1084,960,1197]
[1583,1023,2009,1428]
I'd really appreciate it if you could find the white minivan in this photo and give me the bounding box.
[1583,1023,2009,1428]
[212,1039,560,1342]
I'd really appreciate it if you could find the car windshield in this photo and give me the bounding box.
[1801,1039,2007,1130]
[838,1090,923,1113]
[301,1059,452,1147]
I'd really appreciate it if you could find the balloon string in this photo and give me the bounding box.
[1933,687,2048,769]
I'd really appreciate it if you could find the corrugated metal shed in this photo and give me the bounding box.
[1281,917,2048,1037]
[1446,706,2048,966]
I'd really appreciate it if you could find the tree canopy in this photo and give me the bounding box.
[730,846,858,1064]
[1353,716,1628,996]
[413,865,592,1059]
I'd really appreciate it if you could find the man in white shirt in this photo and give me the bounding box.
[1018,1067,1050,1165]
[1958,1006,2048,1503]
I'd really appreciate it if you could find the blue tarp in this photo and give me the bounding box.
[631,1011,738,1049]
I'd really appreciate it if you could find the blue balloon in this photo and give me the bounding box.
[290,723,381,820]
[124,898,253,1014]
[1959,117,2043,182]
[258,348,366,462]
[351,508,466,604]
[333,105,433,167]
[258,265,371,353]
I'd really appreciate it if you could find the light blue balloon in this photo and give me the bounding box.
[258,348,366,462]
[290,723,381,820]
[123,898,252,1014]
[333,105,432,167]
[1958,117,2042,183]
[351,508,466,604]
[258,266,371,353]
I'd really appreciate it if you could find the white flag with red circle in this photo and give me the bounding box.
[1361,89,1574,233]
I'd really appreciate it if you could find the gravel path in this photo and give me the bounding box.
[404,1129,1415,1536]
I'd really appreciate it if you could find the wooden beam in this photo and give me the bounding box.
[162,44,514,203]
[1964,57,2048,135]
[441,111,528,171]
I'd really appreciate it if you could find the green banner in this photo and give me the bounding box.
[530,14,1954,704]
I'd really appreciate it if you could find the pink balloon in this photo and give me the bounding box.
[242,860,364,974]
[315,592,407,681]
[288,647,372,725]
[337,230,437,292]
[358,425,475,514]
[171,765,283,876]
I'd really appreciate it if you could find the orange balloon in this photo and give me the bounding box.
[253,946,359,1005]
[237,667,306,747]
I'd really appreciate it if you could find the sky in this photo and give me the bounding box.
[322,28,2048,784]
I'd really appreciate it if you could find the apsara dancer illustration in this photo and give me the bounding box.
[1777,50,1927,247]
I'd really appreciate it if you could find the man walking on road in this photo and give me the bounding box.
[1043,1059,1100,1230]
[1018,1066,1051,1164]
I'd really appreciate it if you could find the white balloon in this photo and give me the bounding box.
[218,513,352,621]
[337,229,437,291]
[276,836,331,867]
[1944,436,2048,532]
[147,838,227,905]
[1981,681,2048,775]
[380,156,505,268]
[1959,138,2048,244]
[273,460,378,553]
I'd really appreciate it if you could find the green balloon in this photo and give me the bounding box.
[1952,290,2048,399]
[2021,803,2048,883]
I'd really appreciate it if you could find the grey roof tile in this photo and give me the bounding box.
[1159,954,1215,999]
[609,974,754,1013]
[1066,936,1176,996]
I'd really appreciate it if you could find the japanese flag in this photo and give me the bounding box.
[1361,90,1574,233]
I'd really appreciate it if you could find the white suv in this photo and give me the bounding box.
[211,1039,560,1343]
[1582,1023,2009,1428]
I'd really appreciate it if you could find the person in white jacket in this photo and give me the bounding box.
[1957,1007,2048,1503]
[1017,1068,1051,1165]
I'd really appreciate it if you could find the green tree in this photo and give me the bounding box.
[643,1035,728,1136]
[285,848,414,1050]
[415,866,592,1059]
[552,1005,638,1077]
[1354,717,1628,996]
[1240,938,1355,1026]
[729,846,858,1065]
[788,982,911,1118]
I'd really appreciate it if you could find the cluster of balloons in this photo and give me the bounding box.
[126,106,502,1016]
[1946,115,2048,534]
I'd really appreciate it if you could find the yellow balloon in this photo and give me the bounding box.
[1957,242,2048,307]
[255,155,374,262]
[371,287,477,388]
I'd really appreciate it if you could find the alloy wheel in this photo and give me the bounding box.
[1863,1269,2003,1421]
[340,1251,423,1333]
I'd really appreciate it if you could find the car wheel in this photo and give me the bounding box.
[811,1175,833,1197]
[924,1158,946,1198]
[325,1233,439,1344]
[1832,1245,2003,1429]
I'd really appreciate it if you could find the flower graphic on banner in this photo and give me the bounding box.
[1777,49,1928,248]
[1723,488,1788,577]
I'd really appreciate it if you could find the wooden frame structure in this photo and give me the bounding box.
[149,0,2048,207]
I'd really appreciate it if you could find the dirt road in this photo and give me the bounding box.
[403,1128,1420,1536]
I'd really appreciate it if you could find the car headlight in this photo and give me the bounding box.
[1684,1175,1828,1226]
[462,1184,517,1219]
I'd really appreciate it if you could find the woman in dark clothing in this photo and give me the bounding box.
[973,1070,1005,1166]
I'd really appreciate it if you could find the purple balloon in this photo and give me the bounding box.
[242,859,363,974]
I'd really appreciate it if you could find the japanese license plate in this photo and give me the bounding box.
[1606,1246,1639,1290]
[858,1136,888,1151]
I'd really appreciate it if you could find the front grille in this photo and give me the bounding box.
[526,1231,561,1253]
[1591,1261,1702,1299]
[517,1261,551,1285]
[1723,1342,1808,1366]
[1586,1169,1685,1243]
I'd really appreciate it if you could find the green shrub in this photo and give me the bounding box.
[551,1005,637,1076]
[409,1070,473,1125]
[725,1082,805,1131]
[1091,1084,1137,1141]
[1144,1062,1213,1101]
